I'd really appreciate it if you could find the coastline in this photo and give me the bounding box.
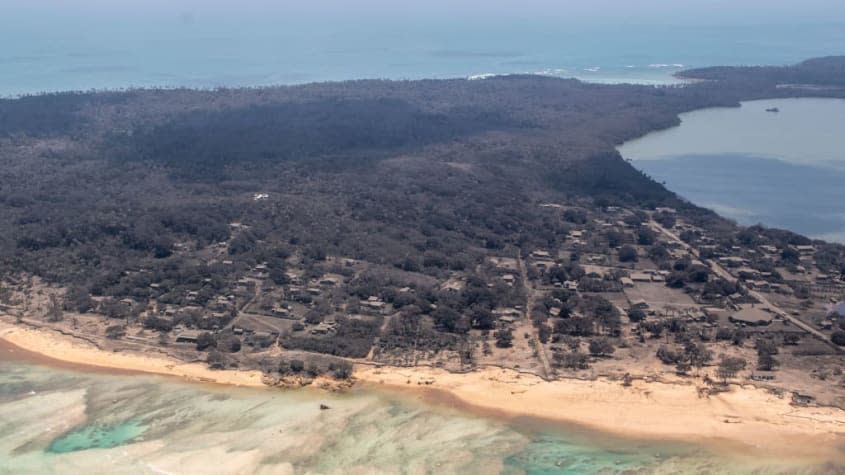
[355,365,845,460]
[2,320,845,460]
[0,321,266,388]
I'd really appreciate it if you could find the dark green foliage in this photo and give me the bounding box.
[627,308,646,323]
[283,317,381,358]
[716,355,747,382]
[618,245,638,263]
[0,60,843,368]
[218,334,242,353]
[588,338,614,356]
[554,351,590,370]
[196,332,216,351]
[494,327,514,348]
[289,359,305,372]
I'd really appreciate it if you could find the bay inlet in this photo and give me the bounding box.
[618,98,845,243]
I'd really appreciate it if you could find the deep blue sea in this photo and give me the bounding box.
[2,5,845,95]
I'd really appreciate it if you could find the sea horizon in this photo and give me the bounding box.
[2,5,845,97]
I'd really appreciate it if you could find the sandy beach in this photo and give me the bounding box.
[355,365,845,459]
[3,320,845,460]
[0,322,266,387]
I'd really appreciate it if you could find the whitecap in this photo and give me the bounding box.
[467,73,498,80]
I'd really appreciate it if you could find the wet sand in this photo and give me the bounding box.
[3,320,845,462]
[354,365,845,461]
[0,322,266,387]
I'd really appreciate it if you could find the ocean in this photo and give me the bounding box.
[3,5,845,473]
[617,98,845,242]
[1,354,839,474]
[2,7,845,95]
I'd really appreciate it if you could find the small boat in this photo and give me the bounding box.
[765,107,780,113]
[319,404,331,410]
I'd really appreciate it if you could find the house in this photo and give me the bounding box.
[499,316,516,324]
[748,280,771,291]
[493,307,522,319]
[750,371,776,382]
[630,272,652,282]
[792,392,815,406]
[361,296,387,313]
[311,322,336,335]
[271,306,290,318]
[563,280,579,291]
[794,245,816,256]
[630,299,648,309]
[719,256,746,268]
[175,330,201,344]
[620,277,635,288]
[730,306,774,326]
[501,274,516,285]
[531,250,553,261]
[441,279,464,292]
[736,267,760,279]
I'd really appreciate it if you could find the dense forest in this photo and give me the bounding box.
[679,56,845,88]
[1,56,844,372]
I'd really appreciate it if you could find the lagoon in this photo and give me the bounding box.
[618,98,845,242]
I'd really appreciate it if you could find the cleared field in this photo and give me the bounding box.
[623,282,696,308]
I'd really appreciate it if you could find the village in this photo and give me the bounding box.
[2,201,845,406]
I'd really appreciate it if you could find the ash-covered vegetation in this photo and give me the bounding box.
[2,57,845,387]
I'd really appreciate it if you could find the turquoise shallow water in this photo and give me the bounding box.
[0,355,841,474]
[47,420,147,454]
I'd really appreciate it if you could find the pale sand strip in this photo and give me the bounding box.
[0,322,266,387]
[3,320,845,458]
[355,365,845,459]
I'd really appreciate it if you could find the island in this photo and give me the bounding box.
[2,56,845,457]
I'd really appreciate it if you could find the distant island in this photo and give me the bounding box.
[2,56,845,454]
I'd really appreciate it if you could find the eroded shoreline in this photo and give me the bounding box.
[2,320,844,462]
